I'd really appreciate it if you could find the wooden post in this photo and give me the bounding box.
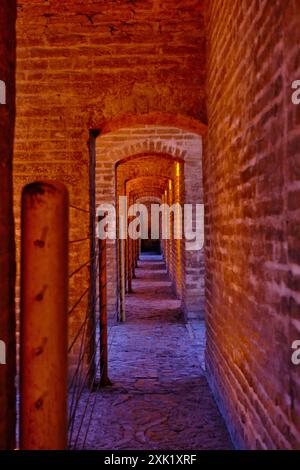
[20,181,68,450]
[98,218,111,386]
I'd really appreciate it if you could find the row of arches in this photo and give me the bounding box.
[93,124,205,328]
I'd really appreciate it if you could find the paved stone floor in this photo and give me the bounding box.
[71,255,232,450]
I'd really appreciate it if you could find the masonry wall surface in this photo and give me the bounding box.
[205,0,300,449]
[0,0,16,450]
[14,0,207,356]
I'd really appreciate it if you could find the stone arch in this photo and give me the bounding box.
[98,112,207,136]
[116,158,181,197]
[137,196,162,205]
[125,177,170,196]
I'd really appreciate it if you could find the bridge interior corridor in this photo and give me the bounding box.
[70,253,231,450]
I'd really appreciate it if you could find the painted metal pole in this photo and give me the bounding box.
[131,237,136,279]
[131,198,136,278]
[87,131,99,388]
[132,237,135,275]
[135,239,139,267]
[98,219,111,386]
[119,238,126,322]
[20,180,68,450]
[164,190,169,271]
[127,236,132,293]
[168,181,174,279]
[125,238,128,293]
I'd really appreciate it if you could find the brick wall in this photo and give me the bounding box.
[14,0,207,355]
[205,0,300,449]
[0,0,16,450]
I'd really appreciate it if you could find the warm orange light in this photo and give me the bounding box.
[176,162,180,177]
[169,179,172,190]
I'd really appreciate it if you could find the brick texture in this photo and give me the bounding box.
[14,0,207,356]
[205,0,300,449]
[0,0,16,450]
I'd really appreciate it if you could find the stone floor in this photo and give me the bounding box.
[71,254,232,450]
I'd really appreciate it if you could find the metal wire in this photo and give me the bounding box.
[68,287,90,318]
[66,203,130,449]
[69,237,90,244]
[69,204,90,214]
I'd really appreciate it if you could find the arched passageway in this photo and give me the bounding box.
[2,0,300,452]
[95,124,205,322]
[66,123,221,449]
[70,254,231,449]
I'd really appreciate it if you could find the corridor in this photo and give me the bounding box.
[1,0,300,452]
[72,255,232,450]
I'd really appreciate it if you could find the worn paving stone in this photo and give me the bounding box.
[71,255,232,450]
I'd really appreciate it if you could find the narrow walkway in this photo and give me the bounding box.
[76,255,232,450]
